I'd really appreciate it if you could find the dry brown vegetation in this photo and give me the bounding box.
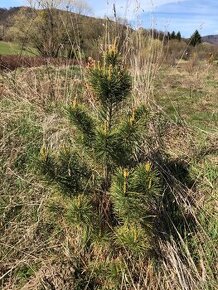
[0,55,80,70]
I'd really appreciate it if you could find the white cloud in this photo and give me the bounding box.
[88,0,188,19]
[135,0,188,11]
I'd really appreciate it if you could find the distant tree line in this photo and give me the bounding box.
[167,29,202,46]
[168,31,182,41]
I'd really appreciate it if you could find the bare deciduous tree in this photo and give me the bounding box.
[6,0,91,58]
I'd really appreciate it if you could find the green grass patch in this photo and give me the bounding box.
[155,68,218,131]
[0,41,37,56]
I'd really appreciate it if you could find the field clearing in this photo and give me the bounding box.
[155,63,218,131]
[155,63,217,183]
[0,60,217,289]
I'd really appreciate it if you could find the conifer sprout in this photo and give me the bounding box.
[41,44,162,259]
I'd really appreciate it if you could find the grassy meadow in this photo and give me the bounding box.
[0,39,217,290]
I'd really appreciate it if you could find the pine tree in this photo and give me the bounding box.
[38,42,198,288]
[176,31,181,41]
[40,43,161,256]
[171,31,176,39]
[190,30,201,46]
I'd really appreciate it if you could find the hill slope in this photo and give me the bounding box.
[0,6,130,58]
[202,34,218,45]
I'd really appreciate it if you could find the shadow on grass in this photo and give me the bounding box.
[151,151,197,242]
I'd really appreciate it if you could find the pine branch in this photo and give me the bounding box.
[67,104,96,147]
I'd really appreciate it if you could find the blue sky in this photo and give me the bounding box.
[1,0,218,37]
